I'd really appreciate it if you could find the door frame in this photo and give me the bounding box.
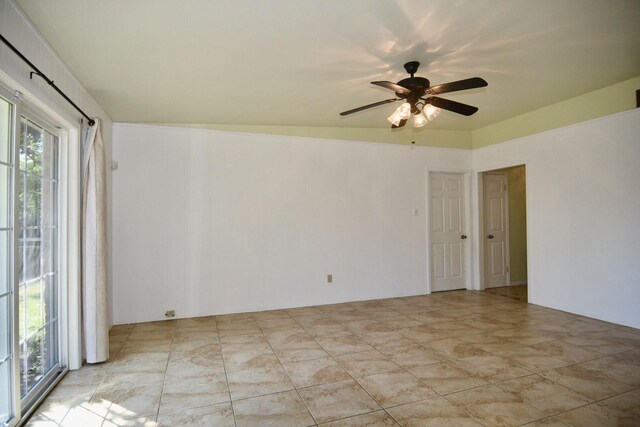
[482,171,510,288]
[474,163,529,292]
[0,75,82,425]
[425,168,473,293]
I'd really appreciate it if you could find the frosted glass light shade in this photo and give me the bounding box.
[398,102,411,119]
[387,111,403,126]
[387,103,410,126]
[424,104,441,121]
[413,113,427,128]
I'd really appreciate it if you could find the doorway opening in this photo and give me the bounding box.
[481,165,527,302]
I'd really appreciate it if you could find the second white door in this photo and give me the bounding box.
[483,173,509,288]
[430,173,466,292]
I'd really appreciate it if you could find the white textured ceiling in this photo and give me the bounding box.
[15,0,640,130]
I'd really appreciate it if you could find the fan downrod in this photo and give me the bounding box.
[403,61,420,77]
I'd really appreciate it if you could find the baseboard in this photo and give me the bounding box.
[509,281,527,286]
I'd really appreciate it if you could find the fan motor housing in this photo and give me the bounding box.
[396,77,430,93]
[396,77,430,113]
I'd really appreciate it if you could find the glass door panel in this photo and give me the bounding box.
[18,117,59,406]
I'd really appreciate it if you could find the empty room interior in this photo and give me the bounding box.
[1,0,640,426]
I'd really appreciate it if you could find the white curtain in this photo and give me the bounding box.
[82,119,109,363]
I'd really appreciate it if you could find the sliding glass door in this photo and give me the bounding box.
[0,87,64,425]
[18,115,60,409]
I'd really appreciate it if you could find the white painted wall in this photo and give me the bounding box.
[112,112,640,329]
[112,124,471,324]
[472,109,640,329]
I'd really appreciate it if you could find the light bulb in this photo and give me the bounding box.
[424,104,441,121]
[413,113,427,128]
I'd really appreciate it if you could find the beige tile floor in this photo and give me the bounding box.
[484,285,528,303]
[26,289,640,426]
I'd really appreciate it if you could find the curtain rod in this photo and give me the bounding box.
[0,33,95,126]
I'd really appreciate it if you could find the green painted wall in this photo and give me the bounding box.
[472,75,640,148]
[153,75,639,150]
[505,165,527,283]
[151,123,472,149]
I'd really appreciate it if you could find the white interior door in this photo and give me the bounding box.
[430,173,466,292]
[483,173,509,288]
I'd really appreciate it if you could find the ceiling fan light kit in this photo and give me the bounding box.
[340,61,487,129]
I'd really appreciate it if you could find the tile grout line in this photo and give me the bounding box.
[255,312,319,426]
[153,323,177,424]
[211,319,238,427]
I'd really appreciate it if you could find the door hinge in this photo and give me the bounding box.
[503,184,507,191]
[506,266,509,272]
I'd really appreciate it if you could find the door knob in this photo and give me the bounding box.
[461,235,467,240]
[487,235,494,239]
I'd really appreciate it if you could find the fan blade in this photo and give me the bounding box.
[371,81,412,94]
[391,118,407,129]
[427,77,487,95]
[427,97,478,116]
[340,98,399,116]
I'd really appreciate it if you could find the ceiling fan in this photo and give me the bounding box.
[340,61,487,128]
